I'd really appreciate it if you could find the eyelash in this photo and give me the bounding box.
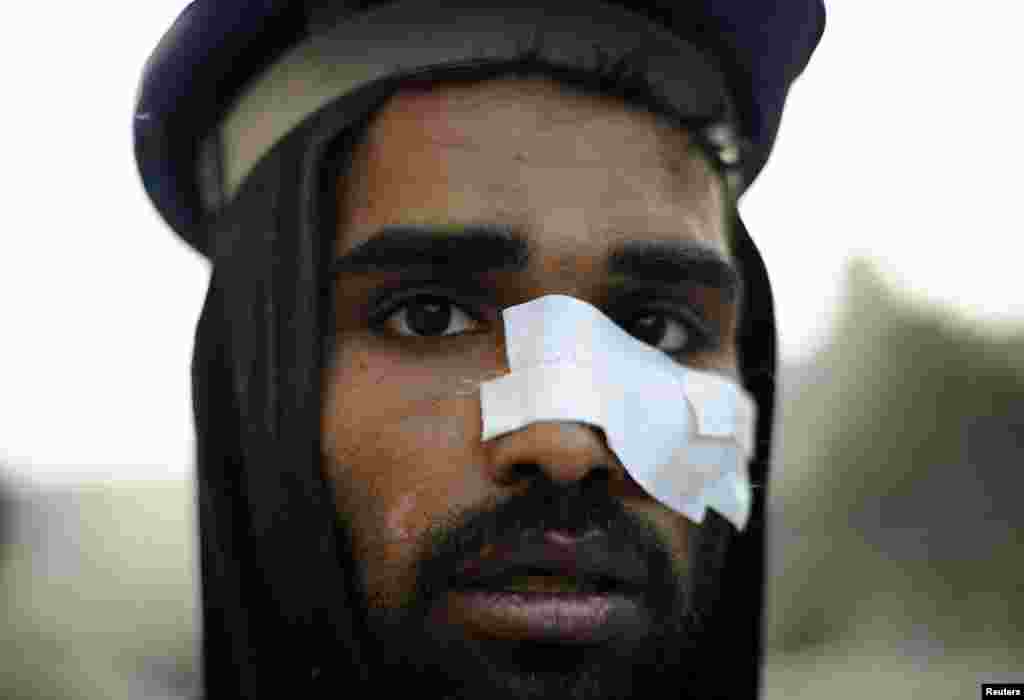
[369,289,716,356]
[368,285,488,331]
[624,302,716,356]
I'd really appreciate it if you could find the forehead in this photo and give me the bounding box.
[336,76,727,261]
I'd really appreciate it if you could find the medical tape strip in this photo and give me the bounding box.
[479,295,757,530]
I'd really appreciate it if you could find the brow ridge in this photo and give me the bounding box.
[332,224,529,274]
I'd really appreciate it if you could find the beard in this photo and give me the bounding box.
[335,478,732,700]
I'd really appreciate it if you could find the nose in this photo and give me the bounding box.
[485,420,624,487]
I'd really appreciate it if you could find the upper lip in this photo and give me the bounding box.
[451,530,649,593]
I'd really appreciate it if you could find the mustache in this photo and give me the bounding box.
[410,477,684,610]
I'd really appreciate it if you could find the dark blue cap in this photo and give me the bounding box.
[134,0,824,255]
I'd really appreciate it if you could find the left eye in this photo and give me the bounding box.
[623,312,693,353]
[381,296,480,337]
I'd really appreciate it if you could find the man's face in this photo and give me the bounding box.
[322,77,740,698]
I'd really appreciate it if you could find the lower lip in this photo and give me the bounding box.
[436,589,649,644]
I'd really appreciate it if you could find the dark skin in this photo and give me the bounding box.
[322,77,740,698]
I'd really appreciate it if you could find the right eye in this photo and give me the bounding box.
[378,295,482,338]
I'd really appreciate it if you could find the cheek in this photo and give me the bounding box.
[321,342,495,600]
[379,414,470,539]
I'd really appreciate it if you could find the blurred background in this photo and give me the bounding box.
[1,2,1021,698]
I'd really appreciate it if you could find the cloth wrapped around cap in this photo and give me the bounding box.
[135,0,824,255]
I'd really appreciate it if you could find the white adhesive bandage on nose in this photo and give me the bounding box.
[479,295,757,531]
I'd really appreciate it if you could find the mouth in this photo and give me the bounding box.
[434,531,652,644]
[462,572,622,595]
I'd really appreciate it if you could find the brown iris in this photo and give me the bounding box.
[405,297,455,336]
[627,314,669,346]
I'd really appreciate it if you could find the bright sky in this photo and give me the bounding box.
[1,3,1021,483]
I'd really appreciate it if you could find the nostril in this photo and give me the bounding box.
[503,462,612,488]
[505,461,543,485]
[580,465,613,488]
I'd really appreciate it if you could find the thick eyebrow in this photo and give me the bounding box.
[607,240,744,302]
[332,224,529,274]
[333,224,742,301]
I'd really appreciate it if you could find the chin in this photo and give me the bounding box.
[358,589,704,700]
